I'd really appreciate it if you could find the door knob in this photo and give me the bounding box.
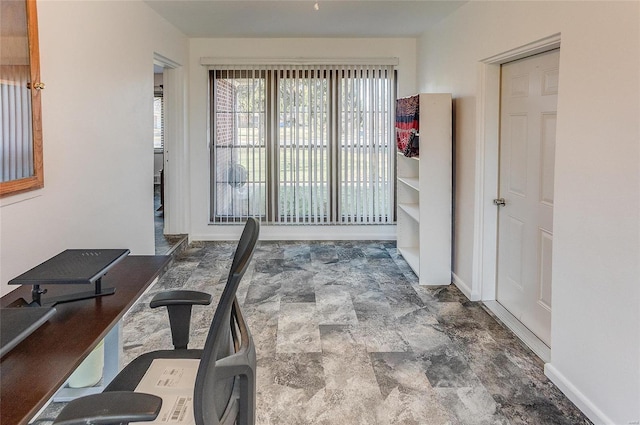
[493,198,506,207]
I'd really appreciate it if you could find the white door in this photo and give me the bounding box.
[497,49,559,347]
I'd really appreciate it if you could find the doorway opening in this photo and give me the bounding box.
[153,55,187,255]
[153,64,168,253]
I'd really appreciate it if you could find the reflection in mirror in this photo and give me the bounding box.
[0,0,44,197]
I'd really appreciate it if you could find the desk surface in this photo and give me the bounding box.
[0,255,171,425]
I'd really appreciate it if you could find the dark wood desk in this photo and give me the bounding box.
[0,255,171,425]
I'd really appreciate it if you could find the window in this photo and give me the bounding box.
[210,64,395,224]
[153,89,163,150]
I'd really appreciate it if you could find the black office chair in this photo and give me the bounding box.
[53,217,260,425]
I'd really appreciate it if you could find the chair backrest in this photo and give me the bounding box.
[193,217,259,425]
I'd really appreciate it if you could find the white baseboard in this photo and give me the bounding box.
[483,300,550,362]
[544,363,614,425]
[452,272,472,300]
[451,272,482,301]
[192,224,397,241]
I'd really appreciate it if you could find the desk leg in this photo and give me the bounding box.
[102,321,121,386]
[53,322,122,402]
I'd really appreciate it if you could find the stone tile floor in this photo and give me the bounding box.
[35,240,592,425]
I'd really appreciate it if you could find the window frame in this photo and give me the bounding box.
[210,69,270,222]
[209,66,396,224]
[153,92,164,152]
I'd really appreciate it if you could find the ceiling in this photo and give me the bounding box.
[143,0,466,38]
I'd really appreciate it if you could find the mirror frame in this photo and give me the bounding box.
[0,0,44,197]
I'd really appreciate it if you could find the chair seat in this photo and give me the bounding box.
[104,349,203,392]
[105,348,237,420]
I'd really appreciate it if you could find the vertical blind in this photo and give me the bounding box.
[210,63,395,225]
[0,65,34,182]
[153,86,164,149]
[339,65,395,224]
[277,65,330,224]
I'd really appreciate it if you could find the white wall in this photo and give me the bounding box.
[0,0,188,295]
[187,38,417,241]
[417,1,639,423]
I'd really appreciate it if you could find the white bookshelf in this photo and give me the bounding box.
[397,202,420,222]
[396,93,452,285]
[397,177,420,191]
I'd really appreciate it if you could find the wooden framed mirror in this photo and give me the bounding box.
[0,0,44,197]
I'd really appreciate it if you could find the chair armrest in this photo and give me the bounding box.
[150,290,212,349]
[53,392,161,425]
[150,290,212,308]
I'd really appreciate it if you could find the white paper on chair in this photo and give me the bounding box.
[132,358,200,424]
